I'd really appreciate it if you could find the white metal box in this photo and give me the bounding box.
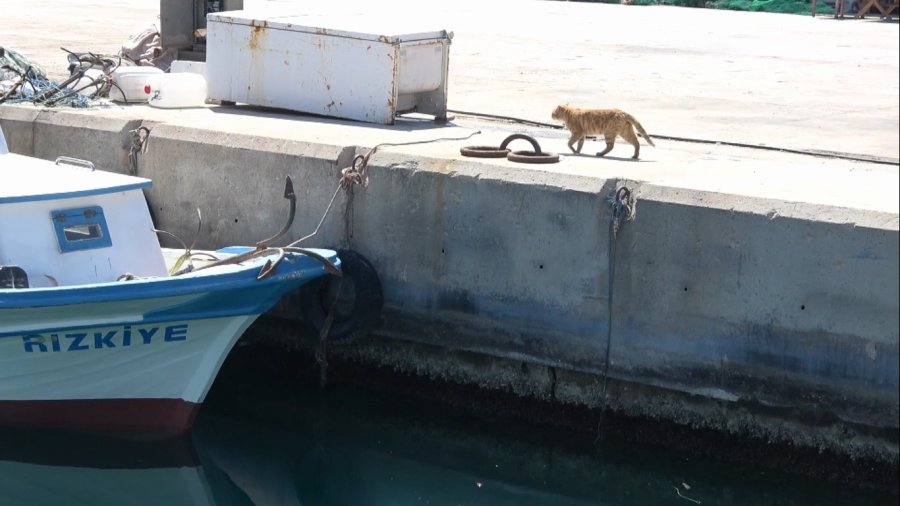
[206,10,452,124]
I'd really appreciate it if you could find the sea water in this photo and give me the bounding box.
[0,347,895,506]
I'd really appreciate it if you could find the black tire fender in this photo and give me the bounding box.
[298,248,383,345]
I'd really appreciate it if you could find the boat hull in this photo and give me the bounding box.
[0,249,338,435]
[0,314,255,436]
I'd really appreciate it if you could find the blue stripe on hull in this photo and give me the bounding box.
[0,250,339,337]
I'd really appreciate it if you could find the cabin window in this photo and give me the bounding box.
[51,206,112,252]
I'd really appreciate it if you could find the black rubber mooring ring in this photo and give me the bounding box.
[460,146,511,158]
[507,150,560,164]
[499,133,543,153]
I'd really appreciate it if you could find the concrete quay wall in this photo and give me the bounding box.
[2,108,897,463]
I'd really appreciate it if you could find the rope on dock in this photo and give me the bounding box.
[1,47,129,108]
[447,108,900,167]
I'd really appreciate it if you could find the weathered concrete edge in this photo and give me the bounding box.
[257,326,899,466]
[2,106,896,230]
[347,150,898,428]
[2,107,897,465]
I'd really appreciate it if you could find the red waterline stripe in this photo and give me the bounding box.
[0,398,201,438]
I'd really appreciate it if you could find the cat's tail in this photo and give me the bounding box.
[625,113,655,147]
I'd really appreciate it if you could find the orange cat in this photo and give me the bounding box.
[551,104,655,159]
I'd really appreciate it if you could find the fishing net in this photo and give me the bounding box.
[708,0,835,14]
[1,47,92,108]
[608,0,835,14]
[1,47,47,81]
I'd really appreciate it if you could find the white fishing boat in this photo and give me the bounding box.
[0,126,341,436]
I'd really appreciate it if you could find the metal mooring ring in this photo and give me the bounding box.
[460,145,510,158]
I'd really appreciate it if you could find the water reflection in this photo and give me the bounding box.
[196,415,598,506]
[194,386,896,506]
[0,428,252,506]
[0,386,894,506]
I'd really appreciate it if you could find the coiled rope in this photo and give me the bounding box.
[128,126,150,175]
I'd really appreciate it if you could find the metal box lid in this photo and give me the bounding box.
[208,10,452,44]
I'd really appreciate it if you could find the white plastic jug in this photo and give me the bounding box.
[109,66,164,103]
[148,73,208,109]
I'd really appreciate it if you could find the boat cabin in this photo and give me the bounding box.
[0,130,166,289]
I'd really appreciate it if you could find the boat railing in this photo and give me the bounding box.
[54,156,95,171]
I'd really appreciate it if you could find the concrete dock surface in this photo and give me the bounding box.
[2,0,899,215]
[3,0,899,161]
[1,0,899,478]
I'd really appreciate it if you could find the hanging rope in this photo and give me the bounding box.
[128,126,150,175]
[315,315,331,387]
[596,185,637,441]
[287,130,481,249]
[338,131,482,190]
[609,186,637,241]
[602,185,636,396]
[299,130,481,385]
[313,276,346,387]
